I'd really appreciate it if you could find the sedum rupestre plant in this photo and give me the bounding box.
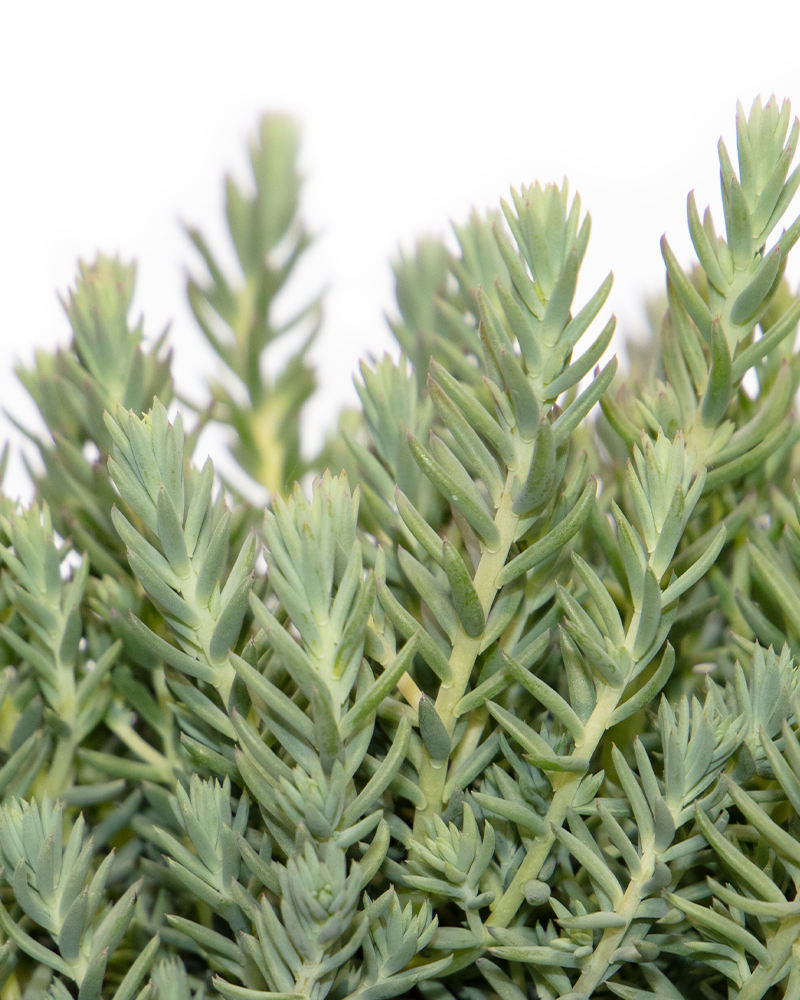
[1,97,800,998]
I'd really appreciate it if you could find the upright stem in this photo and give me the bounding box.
[43,665,77,796]
[415,454,531,833]
[43,734,77,797]
[570,752,757,995]
[488,683,624,927]
[572,841,658,996]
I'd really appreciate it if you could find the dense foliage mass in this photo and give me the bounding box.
[1,99,800,999]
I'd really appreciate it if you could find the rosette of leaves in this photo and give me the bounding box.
[356,893,447,1000]
[136,776,248,923]
[406,803,496,944]
[245,470,369,723]
[219,836,365,999]
[704,638,800,776]
[212,834,449,1000]
[240,471,410,768]
[185,115,322,497]
[0,797,158,999]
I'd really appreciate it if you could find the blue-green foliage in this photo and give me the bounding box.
[0,97,799,999]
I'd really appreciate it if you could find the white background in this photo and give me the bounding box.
[2,1,800,501]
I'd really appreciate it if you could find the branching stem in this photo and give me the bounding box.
[488,683,622,927]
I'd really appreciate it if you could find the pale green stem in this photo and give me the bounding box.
[42,658,77,797]
[177,560,236,706]
[293,958,325,999]
[213,662,236,708]
[488,682,624,927]
[43,734,78,798]
[444,705,489,801]
[416,460,531,831]
[107,717,173,778]
[576,754,775,997]
[572,839,658,996]
[152,666,185,774]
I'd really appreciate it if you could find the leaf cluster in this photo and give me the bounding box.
[0,98,799,1000]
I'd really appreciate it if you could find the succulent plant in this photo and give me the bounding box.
[0,95,799,999]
